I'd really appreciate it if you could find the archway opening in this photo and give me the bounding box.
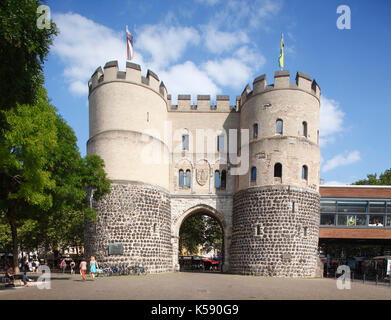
[178,213,224,273]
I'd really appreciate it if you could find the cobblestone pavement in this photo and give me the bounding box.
[1,272,391,300]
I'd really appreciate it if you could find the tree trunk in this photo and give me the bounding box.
[6,207,19,273]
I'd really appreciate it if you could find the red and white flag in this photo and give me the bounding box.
[126,26,134,61]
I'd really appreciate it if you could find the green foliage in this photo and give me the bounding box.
[0,87,58,210]
[0,0,57,109]
[353,169,391,185]
[179,214,223,255]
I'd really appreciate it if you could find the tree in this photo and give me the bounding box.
[353,169,391,185]
[0,0,57,109]
[0,88,58,271]
[179,214,223,255]
[179,215,205,255]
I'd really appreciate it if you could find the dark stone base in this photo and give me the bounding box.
[230,186,320,277]
[84,182,173,273]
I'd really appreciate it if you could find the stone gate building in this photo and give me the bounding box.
[84,60,321,277]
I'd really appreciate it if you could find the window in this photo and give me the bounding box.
[302,121,307,137]
[369,215,384,227]
[302,165,308,180]
[182,134,189,150]
[217,135,224,152]
[317,130,319,144]
[337,201,367,213]
[320,201,337,213]
[185,169,191,188]
[369,201,386,213]
[215,170,221,188]
[256,224,262,236]
[320,214,335,225]
[251,167,257,181]
[253,123,258,139]
[147,112,150,122]
[179,169,184,187]
[221,170,227,190]
[274,163,282,178]
[276,119,283,134]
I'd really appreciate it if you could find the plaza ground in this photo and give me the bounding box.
[1,272,391,300]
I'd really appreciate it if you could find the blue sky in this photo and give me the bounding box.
[43,0,391,185]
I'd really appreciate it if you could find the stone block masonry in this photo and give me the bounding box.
[230,185,320,277]
[84,182,173,273]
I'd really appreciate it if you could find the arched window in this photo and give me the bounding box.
[302,121,307,137]
[302,165,308,180]
[276,119,283,134]
[251,167,257,181]
[253,123,258,139]
[185,169,191,188]
[215,170,221,188]
[179,169,184,187]
[182,134,189,150]
[221,170,227,189]
[274,163,282,178]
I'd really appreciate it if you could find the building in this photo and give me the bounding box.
[319,185,391,262]
[84,60,322,276]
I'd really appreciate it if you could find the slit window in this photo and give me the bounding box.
[179,170,184,187]
[302,165,308,180]
[215,170,221,188]
[253,123,258,139]
[182,134,189,150]
[185,169,191,188]
[251,167,257,181]
[276,119,283,134]
[217,135,224,152]
[221,170,227,189]
[302,121,307,137]
[274,163,282,178]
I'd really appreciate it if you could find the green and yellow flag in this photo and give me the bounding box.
[278,33,284,70]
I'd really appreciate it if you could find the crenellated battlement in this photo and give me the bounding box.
[88,60,168,99]
[239,70,321,106]
[167,94,237,112]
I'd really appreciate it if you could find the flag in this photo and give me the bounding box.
[278,33,284,70]
[126,26,134,61]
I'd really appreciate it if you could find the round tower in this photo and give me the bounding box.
[230,70,321,276]
[85,61,172,273]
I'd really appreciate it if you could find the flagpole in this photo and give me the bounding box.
[281,33,283,71]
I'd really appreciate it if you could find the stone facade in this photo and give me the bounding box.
[84,182,172,273]
[85,60,322,277]
[230,186,320,277]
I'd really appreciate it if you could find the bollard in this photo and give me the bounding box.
[363,273,365,284]
[376,274,378,286]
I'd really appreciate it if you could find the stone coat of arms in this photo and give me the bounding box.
[196,161,209,186]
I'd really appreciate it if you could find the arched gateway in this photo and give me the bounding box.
[85,60,321,277]
[172,204,230,273]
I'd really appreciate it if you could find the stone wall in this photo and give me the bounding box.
[230,185,320,277]
[84,182,173,273]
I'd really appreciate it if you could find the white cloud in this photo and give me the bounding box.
[322,150,361,172]
[51,12,266,102]
[319,96,345,147]
[322,180,350,186]
[136,24,200,69]
[196,0,220,5]
[202,25,249,54]
[160,61,220,103]
[52,12,127,96]
[203,58,253,88]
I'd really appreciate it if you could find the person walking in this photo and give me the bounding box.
[90,256,98,280]
[70,260,76,275]
[79,258,87,281]
[60,259,67,274]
